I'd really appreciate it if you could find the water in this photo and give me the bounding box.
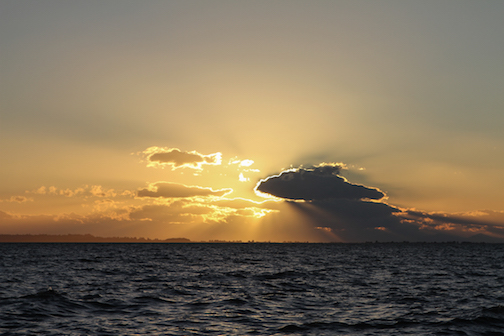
[1,243,504,335]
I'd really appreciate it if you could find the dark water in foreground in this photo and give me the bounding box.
[1,243,504,335]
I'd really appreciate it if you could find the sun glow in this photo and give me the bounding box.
[239,159,254,167]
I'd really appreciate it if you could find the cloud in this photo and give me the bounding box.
[0,196,33,203]
[398,209,504,235]
[254,163,410,240]
[27,185,122,198]
[3,154,503,242]
[278,198,504,242]
[33,186,48,194]
[0,197,273,240]
[256,164,384,201]
[286,198,410,238]
[89,185,117,197]
[128,203,206,224]
[254,163,504,242]
[143,147,222,170]
[137,182,232,198]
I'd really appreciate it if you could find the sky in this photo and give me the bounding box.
[1,0,504,242]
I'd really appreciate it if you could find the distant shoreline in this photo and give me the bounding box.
[0,234,502,244]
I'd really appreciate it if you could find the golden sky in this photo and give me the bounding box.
[1,1,504,242]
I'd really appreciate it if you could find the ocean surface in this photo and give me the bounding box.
[1,243,504,335]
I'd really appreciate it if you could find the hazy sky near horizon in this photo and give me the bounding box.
[1,1,504,242]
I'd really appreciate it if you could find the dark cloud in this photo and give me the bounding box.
[144,147,221,169]
[255,164,408,241]
[281,199,504,242]
[286,199,419,241]
[137,182,231,198]
[256,164,504,242]
[398,209,504,238]
[403,210,502,227]
[256,165,384,201]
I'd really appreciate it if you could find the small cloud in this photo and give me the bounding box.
[137,182,232,198]
[143,146,222,170]
[59,187,86,197]
[1,196,33,203]
[120,190,136,197]
[93,199,120,212]
[33,186,47,194]
[90,185,117,198]
[238,173,249,182]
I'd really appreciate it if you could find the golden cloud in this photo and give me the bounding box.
[137,182,232,198]
[143,147,222,170]
[0,196,33,203]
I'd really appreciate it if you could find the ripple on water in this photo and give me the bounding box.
[1,243,504,335]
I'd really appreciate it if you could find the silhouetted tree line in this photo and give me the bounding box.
[0,234,191,243]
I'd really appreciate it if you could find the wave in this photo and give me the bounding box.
[2,243,504,335]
